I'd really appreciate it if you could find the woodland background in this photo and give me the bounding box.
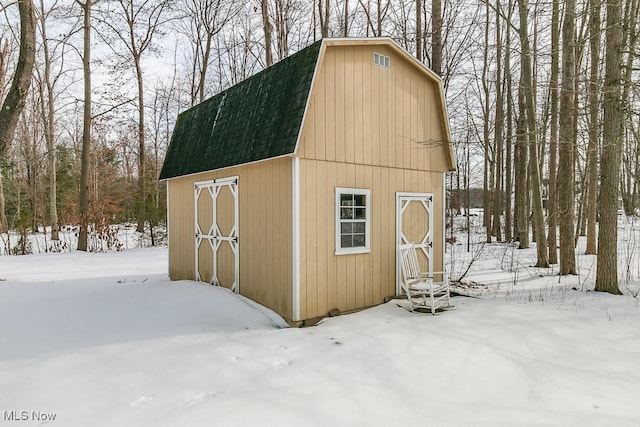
[1,0,638,293]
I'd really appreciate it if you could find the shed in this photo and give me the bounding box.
[159,38,455,325]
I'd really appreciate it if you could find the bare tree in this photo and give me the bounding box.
[177,0,241,105]
[274,0,289,59]
[0,0,36,159]
[416,0,422,61]
[35,0,65,241]
[619,0,639,214]
[595,0,623,294]
[481,0,491,241]
[491,0,503,242]
[547,0,560,263]
[216,13,262,87]
[517,0,548,267]
[74,0,95,251]
[261,0,273,66]
[558,0,577,274]
[431,0,441,75]
[99,0,173,234]
[585,0,601,255]
[0,38,10,233]
[515,78,529,248]
[358,0,390,36]
[317,0,330,37]
[0,39,8,107]
[343,0,349,36]
[504,0,514,242]
[272,0,309,60]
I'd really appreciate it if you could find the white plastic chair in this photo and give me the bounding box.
[399,243,451,314]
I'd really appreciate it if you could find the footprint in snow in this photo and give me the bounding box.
[232,355,245,362]
[274,345,287,350]
[185,391,222,405]
[271,360,291,370]
[131,393,156,406]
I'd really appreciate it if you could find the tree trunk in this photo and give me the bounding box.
[0,38,7,109]
[77,0,92,252]
[324,0,330,37]
[515,78,529,249]
[547,0,559,264]
[504,70,513,242]
[517,0,548,267]
[492,0,503,241]
[585,0,601,255]
[0,0,36,159]
[135,55,146,234]
[0,39,9,233]
[595,0,623,294]
[0,170,7,233]
[262,0,273,66]
[431,0,442,76]
[416,0,422,61]
[343,0,349,36]
[619,0,639,211]
[376,0,382,36]
[197,33,213,104]
[318,0,330,38]
[504,2,514,242]
[558,0,577,274]
[274,0,289,60]
[37,0,59,241]
[482,0,491,241]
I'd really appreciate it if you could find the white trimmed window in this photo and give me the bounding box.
[374,52,390,68]
[335,188,371,255]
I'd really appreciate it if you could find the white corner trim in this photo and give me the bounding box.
[292,157,301,322]
[166,180,170,278]
[442,174,447,270]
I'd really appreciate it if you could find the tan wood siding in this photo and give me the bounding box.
[298,159,445,320]
[298,44,450,172]
[167,157,294,320]
[295,42,449,320]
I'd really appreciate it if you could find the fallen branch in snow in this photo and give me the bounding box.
[451,241,486,284]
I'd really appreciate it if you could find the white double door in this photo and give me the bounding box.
[194,177,239,293]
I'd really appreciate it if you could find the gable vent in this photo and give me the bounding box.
[374,52,390,68]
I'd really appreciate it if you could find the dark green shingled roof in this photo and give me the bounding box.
[159,40,322,180]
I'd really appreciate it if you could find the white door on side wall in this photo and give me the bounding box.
[396,192,434,295]
[194,177,239,293]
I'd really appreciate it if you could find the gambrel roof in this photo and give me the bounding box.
[159,41,322,180]
[160,38,455,180]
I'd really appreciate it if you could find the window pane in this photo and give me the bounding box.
[340,194,353,206]
[337,190,370,251]
[341,208,353,219]
[341,222,353,234]
[353,234,365,247]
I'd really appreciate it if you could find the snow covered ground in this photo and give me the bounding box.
[0,223,164,256]
[1,227,640,426]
